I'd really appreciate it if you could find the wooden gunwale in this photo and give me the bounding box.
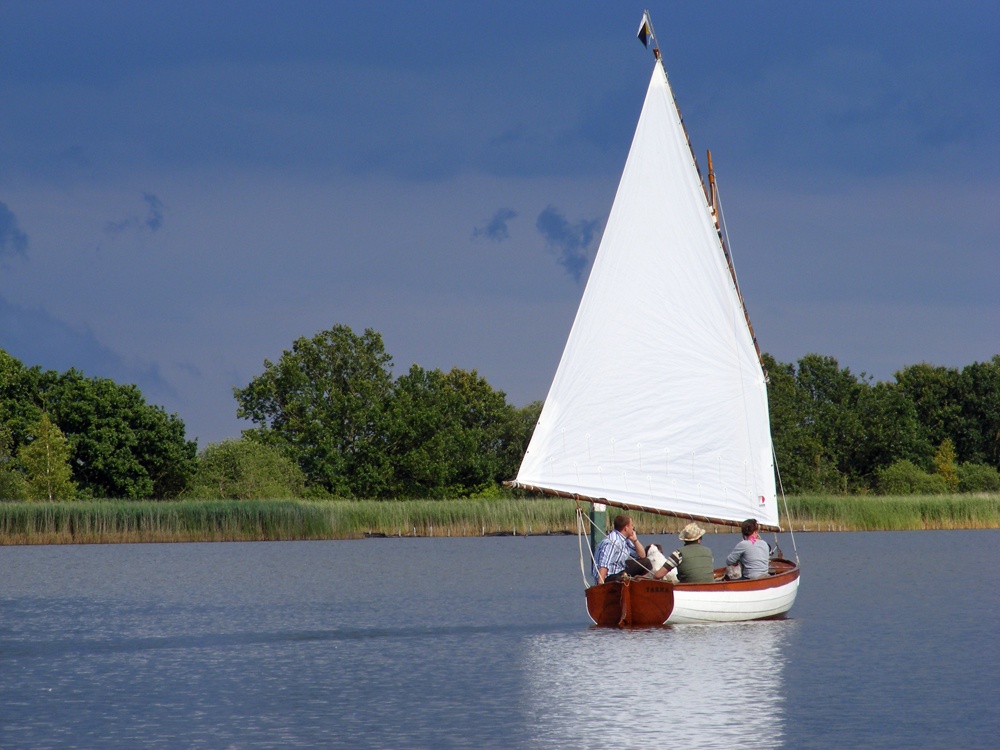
[673,559,800,592]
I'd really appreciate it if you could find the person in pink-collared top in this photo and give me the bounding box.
[726,518,771,579]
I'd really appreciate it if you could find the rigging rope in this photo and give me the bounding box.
[772,446,800,565]
[714,181,778,529]
[716,181,739,291]
[576,507,592,589]
[717,181,797,565]
[575,503,610,589]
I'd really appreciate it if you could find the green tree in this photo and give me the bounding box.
[499,400,543,483]
[933,438,959,491]
[895,357,1000,471]
[386,366,517,496]
[234,325,395,497]
[764,354,830,493]
[764,354,867,492]
[955,357,1000,467]
[48,370,197,499]
[894,362,963,451]
[1,350,197,499]
[0,424,28,500]
[765,354,928,492]
[19,413,76,501]
[849,381,931,485]
[795,354,865,488]
[185,438,306,499]
[0,350,47,446]
[0,466,28,501]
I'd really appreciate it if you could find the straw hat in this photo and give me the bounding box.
[678,523,705,542]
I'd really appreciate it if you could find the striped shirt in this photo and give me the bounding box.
[593,529,637,581]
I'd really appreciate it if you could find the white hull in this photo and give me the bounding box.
[667,576,800,624]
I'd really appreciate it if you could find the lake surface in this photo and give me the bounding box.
[1,530,998,749]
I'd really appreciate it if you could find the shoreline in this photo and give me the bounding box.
[1,495,998,545]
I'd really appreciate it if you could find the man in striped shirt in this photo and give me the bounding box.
[593,514,649,584]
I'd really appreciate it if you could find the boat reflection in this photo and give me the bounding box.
[522,620,796,749]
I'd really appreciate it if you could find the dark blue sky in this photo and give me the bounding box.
[1,1,997,444]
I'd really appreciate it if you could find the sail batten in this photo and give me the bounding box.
[515,58,778,529]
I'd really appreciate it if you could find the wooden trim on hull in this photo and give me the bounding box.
[585,559,800,627]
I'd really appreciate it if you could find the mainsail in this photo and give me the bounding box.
[514,58,778,530]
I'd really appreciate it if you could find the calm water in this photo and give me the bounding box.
[1,531,998,749]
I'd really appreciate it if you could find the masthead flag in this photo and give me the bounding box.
[637,11,653,48]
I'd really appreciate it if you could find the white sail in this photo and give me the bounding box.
[515,59,778,529]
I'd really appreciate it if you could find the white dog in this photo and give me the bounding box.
[645,544,678,582]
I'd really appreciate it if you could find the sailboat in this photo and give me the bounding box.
[508,13,799,627]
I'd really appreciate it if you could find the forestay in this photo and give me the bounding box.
[514,59,778,529]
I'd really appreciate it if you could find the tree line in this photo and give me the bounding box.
[229,326,538,499]
[765,353,1000,494]
[0,328,538,500]
[0,350,196,500]
[2,329,999,500]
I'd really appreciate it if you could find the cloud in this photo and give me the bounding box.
[0,295,173,397]
[0,202,29,258]
[472,208,518,242]
[104,192,164,236]
[535,206,601,282]
[142,192,163,230]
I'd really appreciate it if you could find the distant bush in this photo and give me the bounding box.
[874,460,949,495]
[957,462,1000,493]
[185,438,306,500]
[0,468,28,501]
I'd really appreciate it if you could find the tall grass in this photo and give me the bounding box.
[1,494,998,545]
[326,497,580,537]
[0,500,332,544]
[0,498,587,544]
[783,493,1000,531]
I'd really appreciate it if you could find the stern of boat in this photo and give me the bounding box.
[585,578,675,627]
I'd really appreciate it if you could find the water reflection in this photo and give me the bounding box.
[522,620,796,749]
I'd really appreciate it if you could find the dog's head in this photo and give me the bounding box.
[645,543,667,571]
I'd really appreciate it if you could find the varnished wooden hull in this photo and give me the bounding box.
[585,559,800,627]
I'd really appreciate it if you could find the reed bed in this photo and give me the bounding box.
[326,497,582,537]
[0,500,332,545]
[0,498,587,545]
[782,493,1000,531]
[1,494,998,545]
